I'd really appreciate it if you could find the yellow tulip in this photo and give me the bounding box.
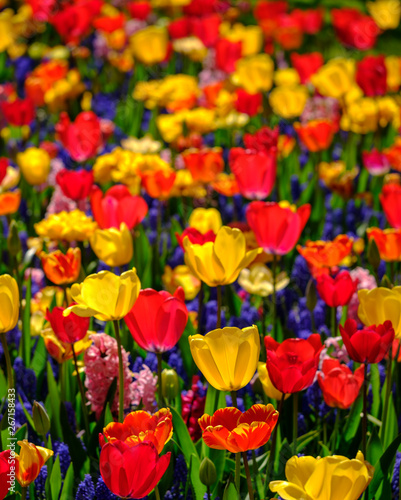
[189,326,260,391]
[183,226,260,287]
[341,98,378,134]
[367,0,401,30]
[270,452,374,500]
[274,68,300,87]
[64,269,141,321]
[232,54,274,94]
[17,147,51,186]
[189,208,222,235]
[34,210,98,242]
[0,274,19,333]
[238,263,290,297]
[41,328,92,363]
[90,223,133,267]
[385,56,401,91]
[162,265,201,301]
[269,86,308,120]
[156,112,184,143]
[311,59,355,99]
[130,26,169,66]
[16,440,54,487]
[257,362,290,401]
[220,22,263,56]
[358,287,401,339]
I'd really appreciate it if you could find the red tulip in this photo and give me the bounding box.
[168,17,190,39]
[246,201,311,255]
[1,98,35,127]
[243,127,279,152]
[380,182,401,228]
[362,149,390,176]
[56,111,103,162]
[46,307,89,344]
[265,334,323,394]
[229,148,277,200]
[124,288,188,353]
[339,319,394,364]
[0,158,8,185]
[184,0,218,16]
[56,169,94,201]
[331,8,380,50]
[189,13,221,48]
[215,38,242,73]
[291,52,324,84]
[292,8,323,34]
[90,185,148,230]
[99,441,171,499]
[316,271,357,308]
[294,120,337,153]
[356,55,387,97]
[127,1,152,20]
[235,89,262,117]
[175,228,216,250]
[0,450,12,500]
[317,359,364,410]
[182,148,224,183]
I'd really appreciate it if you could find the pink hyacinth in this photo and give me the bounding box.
[346,267,377,322]
[131,365,158,413]
[84,333,134,419]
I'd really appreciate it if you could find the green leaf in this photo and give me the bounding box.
[178,320,198,382]
[381,385,398,449]
[370,364,381,419]
[60,463,74,500]
[46,362,63,439]
[343,393,363,443]
[21,276,32,367]
[60,402,87,477]
[170,407,206,500]
[222,480,237,500]
[367,428,383,467]
[369,433,401,496]
[50,456,62,500]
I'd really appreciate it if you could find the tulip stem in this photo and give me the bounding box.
[242,452,254,500]
[331,306,337,337]
[362,362,369,457]
[113,320,125,423]
[272,254,277,339]
[197,283,203,335]
[0,333,13,391]
[21,487,27,500]
[216,285,222,329]
[260,298,267,362]
[380,347,393,444]
[71,343,90,440]
[292,392,298,455]
[331,409,340,453]
[267,392,285,483]
[154,485,161,500]
[235,453,241,500]
[157,351,165,408]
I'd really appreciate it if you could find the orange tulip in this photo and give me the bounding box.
[294,119,337,152]
[199,404,278,453]
[0,190,21,216]
[101,408,173,454]
[211,173,240,196]
[367,227,401,262]
[40,248,81,285]
[140,169,176,199]
[182,148,224,183]
[297,234,353,275]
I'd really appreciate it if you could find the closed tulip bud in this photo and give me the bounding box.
[7,220,21,257]
[381,274,392,288]
[161,369,180,400]
[305,279,317,312]
[32,401,50,436]
[199,457,217,487]
[17,147,51,186]
[367,237,381,270]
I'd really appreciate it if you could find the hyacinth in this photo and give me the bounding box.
[347,267,377,322]
[131,364,158,412]
[84,333,135,418]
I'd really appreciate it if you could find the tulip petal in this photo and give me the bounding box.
[269,480,314,500]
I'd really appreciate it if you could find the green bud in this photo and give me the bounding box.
[305,279,317,312]
[367,238,381,271]
[161,369,179,400]
[32,401,50,436]
[7,220,21,257]
[199,457,217,487]
[381,274,392,289]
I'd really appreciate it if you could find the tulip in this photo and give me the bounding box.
[183,226,260,287]
[265,335,323,394]
[41,328,92,364]
[17,147,51,186]
[270,452,374,500]
[215,38,242,73]
[356,55,387,97]
[239,264,290,297]
[367,0,401,29]
[294,119,337,153]
[0,190,21,216]
[56,168,94,201]
[366,227,401,261]
[316,271,357,307]
[318,359,364,409]
[199,404,278,453]
[34,209,98,242]
[124,288,188,353]
[176,228,216,250]
[229,147,277,200]
[101,408,173,454]
[100,441,171,499]
[0,450,12,500]
[257,362,290,401]
[380,182,401,228]
[268,85,308,119]
[246,201,311,256]
[64,269,141,321]
[90,223,133,267]
[90,184,148,230]
[332,8,379,50]
[358,287,401,338]
[162,265,201,301]
[182,148,224,183]
[290,52,324,84]
[15,440,53,487]
[189,326,260,391]
[140,168,176,199]
[46,306,89,344]
[339,319,394,363]
[297,234,353,275]
[235,89,262,117]
[232,54,274,93]
[0,274,19,334]
[130,26,170,65]
[311,58,355,99]
[188,208,222,235]
[40,248,81,285]
[362,149,390,176]
[1,97,35,127]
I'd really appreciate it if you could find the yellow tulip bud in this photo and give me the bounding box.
[130,26,169,66]
[16,440,54,487]
[188,208,222,235]
[232,54,274,94]
[17,147,51,186]
[0,274,19,334]
[358,287,401,339]
[90,223,133,267]
[269,85,308,120]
